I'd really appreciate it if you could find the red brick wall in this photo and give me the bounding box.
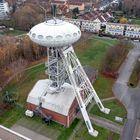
[68,98,78,126]
[27,98,78,128]
[27,103,67,127]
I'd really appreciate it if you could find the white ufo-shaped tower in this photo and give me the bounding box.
[26,18,110,137]
[28,19,81,47]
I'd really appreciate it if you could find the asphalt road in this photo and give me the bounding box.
[133,120,140,139]
[113,41,140,140]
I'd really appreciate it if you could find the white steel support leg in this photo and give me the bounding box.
[62,50,98,137]
[61,46,110,137]
[65,46,110,114]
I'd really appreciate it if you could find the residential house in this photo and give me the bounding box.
[0,0,10,19]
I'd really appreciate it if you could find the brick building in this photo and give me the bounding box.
[105,22,125,36]
[27,80,78,127]
[0,0,9,19]
[27,66,97,127]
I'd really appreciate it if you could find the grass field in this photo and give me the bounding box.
[129,60,140,87]
[0,36,119,139]
[1,64,46,105]
[0,64,46,127]
[94,74,114,98]
[75,36,117,69]
[72,122,120,140]
[15,117,79,140]
[131,19,140,25]
[129,71,138,87]
[2,36,118,106]
[0,106,25,128]
[75,36,117,98]
[90,99,127,124]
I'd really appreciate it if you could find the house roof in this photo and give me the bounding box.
[27,79,76,116]
[51,0,66,5]
[58,4,68,14]
[79,10,113,22]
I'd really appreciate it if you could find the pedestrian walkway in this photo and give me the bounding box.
[69,96,120,140]
[11,125,52,140]
[89,115,122,134]
[113,41,140,140]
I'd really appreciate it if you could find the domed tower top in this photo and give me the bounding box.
[28,19,81,48]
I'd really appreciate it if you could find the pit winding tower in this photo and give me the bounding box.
[26,17,110,137]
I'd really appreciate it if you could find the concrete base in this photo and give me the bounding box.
[89,129,98,137]
[101,108,110,114]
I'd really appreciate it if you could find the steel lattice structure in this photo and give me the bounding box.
[27,18,110,137]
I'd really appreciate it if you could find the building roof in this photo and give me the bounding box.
[27,79,76,116]
[79,11,113,22]
[51,0,66,5]
[58,4,68,14]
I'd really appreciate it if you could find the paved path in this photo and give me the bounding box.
[113,41,140,140]
[69,97,118,140]
[76,114,122,134]
[11,125,52,140]
[90,115,122,134]
[133,120,140,139]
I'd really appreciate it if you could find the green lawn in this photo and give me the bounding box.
[0,106,25,128]
[75,36,117,69]
[0,64,47,128]
[72,122,120,140]
[94,74,114,98]
[129,71,138,87]
[2,64,46,105]
[0,36,120,139]
[75,36,117,98]
[130,19,140,25]
[2,36,118,106]
[15,117,79,140]
[0,30,27,36]
[129,60,140,87]
[90,99,127,124]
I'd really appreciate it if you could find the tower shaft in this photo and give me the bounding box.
[28,17,110,137]
[47,47,66,90]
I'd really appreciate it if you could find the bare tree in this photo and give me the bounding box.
[9,58,28,81]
